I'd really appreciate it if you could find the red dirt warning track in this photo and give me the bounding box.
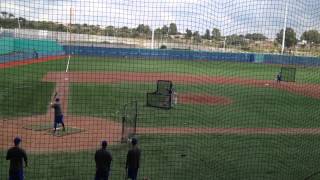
[0,55,67,69]
[2,71,320,152]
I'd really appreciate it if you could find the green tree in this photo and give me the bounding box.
[276,27,297,48]
[55,24,66,32]
[226,34,248,46]
[1,11,8,18]
[193,31,202,43]
[169,23,178,35]
[70,24,82,34]
[245,33,267,41]
[185,29,192,39]
[301,30,320,44]
[118,26,131,37]
[154,28,162,39]
[136,24,151,37]
[25,20,35,29]
[104,26,115,36]
[8,13,14,19]
[161,25,169,36]
[212,28,221,40]
[203,29,211,40]
[130,28,140,38]
[18,17,27,26]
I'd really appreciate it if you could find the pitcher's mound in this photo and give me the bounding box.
[46,127,84,137]
[23,123,83,137]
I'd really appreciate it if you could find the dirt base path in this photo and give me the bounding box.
[2,71,320,153]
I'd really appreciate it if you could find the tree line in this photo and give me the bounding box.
[1,11,320,48]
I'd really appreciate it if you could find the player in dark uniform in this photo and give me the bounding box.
[33,49,39,59]
[95,140,112,180]
[6,137,28,180]
[51,98,65,133]
[276,72,282,83]
[126,137,141,180]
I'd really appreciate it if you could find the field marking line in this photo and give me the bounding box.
[65,55,71,73]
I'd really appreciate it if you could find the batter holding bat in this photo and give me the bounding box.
[50,92,65,133]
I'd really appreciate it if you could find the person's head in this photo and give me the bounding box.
[131,137,138,146]
[55,98,60,102]
[14,137,21,147]
[101,140,107,149]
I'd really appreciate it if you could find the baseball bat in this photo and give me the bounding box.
[53,92,58,99]
[51,92,58,104]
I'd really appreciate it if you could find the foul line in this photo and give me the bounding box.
[65,55,71,72]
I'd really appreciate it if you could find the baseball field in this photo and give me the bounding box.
[1,56,320,179]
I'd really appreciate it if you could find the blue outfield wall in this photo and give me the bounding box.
[64,46,320,66]
[263,54,320,66]
[2,45,320,66]
[64,46,254,63]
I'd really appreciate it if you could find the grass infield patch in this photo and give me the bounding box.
[23,123,52,131]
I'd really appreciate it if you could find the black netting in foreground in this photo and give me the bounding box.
[1,0,320,179]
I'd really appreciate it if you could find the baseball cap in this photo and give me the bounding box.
[14,137,21,145]
[131,137,138,145]
[102,140,107,147]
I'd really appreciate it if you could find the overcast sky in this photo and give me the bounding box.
[1,0,320,38]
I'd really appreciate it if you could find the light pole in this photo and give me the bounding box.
[223,36,227,52]
[15,18,21,38]
[281,1,288,54]
[17,18,21,29]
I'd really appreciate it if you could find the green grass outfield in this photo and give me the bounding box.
[2,134,320,180]
[1,56,320,179]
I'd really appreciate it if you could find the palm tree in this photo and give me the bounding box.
[8,13,15,19]
[18,17,26,22]
[1,11,8,19]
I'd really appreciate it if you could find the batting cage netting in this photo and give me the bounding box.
[121,101,138,142]
[1,0,320,179]
[280,67,297,82]
[147,80,173,109]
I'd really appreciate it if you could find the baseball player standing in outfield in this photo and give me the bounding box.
[126,137,141,180]
[33,48,38,59]
[6,137,28,180]
[276,72,282,83]
[170,87,177,107]
[51,98,65,133]
[95,140,112,180]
